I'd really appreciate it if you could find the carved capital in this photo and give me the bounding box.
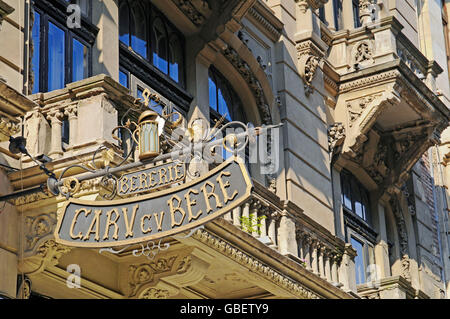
[46,109,64,123]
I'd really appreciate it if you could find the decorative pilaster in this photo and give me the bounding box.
[46,110,64,159]
[64,105,78,150]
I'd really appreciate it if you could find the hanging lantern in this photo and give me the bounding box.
[133,110,160,160]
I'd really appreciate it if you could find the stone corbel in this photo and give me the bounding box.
[18,239,72,276]
[297,40,325,97]
[127,247,212,298]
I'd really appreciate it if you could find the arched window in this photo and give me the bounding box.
[208,66,245,123]
[118,0,185,86]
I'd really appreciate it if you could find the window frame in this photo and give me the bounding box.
[118,0,191,114]
[31,0,97,93]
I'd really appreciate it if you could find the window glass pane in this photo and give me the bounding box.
[72,38,88,82]
[351,237,365,285]
[218,89,232,122]
[131,3,147,58]
[32,11,40,94]
[48,22,65,91]
[353,0,361,28]
[119,70,129,88]
[119,2,130,46]
[169,35,182,83]
[152,18,168,74]
[341,174,353,211]
[209,77,217,110]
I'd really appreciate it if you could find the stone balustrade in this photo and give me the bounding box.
[222,180,357,293]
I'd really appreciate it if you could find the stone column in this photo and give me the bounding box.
[46,110,64,159]
[259,210,268,238]
[302,234,312,270]
[311,240,319,275]
[250,201,260,237]
[318,244,325,278]
[232,206,241,227]
[64,105,78,151]
[324,249,332,282]
[242,202,250,233]
[331,254,340,284]
[268,212,278,248]
[359,0,372,25]
[338,243,357,293]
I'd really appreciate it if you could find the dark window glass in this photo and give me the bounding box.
[62,117,70,145]
[48,22,65,91]
[72,38,88,82]
[353,0,361,28]
[32,11,40,94]
[319,7,325,23]
[340,170,370,223]
[169,35,182,83]
[351,237,366,285]
[119,2,130,46]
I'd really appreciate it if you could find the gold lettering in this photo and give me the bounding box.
[168,195,186,228]
[159,167,168,185]
[175,163,184,180]
[185,188,202,222]
[216,171,238,204]
[149,171,158,188]
[119,176,129,194]
[122,204,138,238]
[153,211,165,231]
[140,214,152,234]
[139,173,148,190]
[167,165,174,182]
[70,208,89,240]
[130,175,139,192]
[83,209,102,241]
[201,181,223,213]
[103,208,120,240]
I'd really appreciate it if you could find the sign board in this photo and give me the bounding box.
[117,162,185,196]
[54,157,252,248]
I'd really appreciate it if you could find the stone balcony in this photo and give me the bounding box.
[324,16,450,195]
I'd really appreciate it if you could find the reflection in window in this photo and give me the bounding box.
[119,0,184,85]
[131,2,147,58]
[72,39,88,82]
[119,69,129,88]
[31,4,92,93]
[32,12,40,94]
[340,170,370,223]
[48,22,65,91]
[351,237,365,285]
[119,2,130,46]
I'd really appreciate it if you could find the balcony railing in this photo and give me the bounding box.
[223,180,357,292]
